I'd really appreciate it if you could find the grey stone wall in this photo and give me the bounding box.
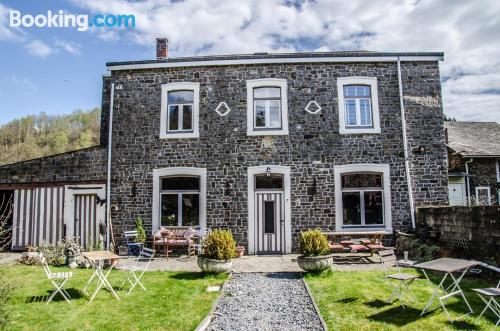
[468,159,499,204]
[416,206,500,264]
[0,146,106,184]
[107,61,448,250]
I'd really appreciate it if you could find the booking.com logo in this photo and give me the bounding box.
[9,10,136,31]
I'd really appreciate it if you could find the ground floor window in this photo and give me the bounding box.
[341,173,384,226]
[334,164,392,232]
[160,176,200,226]
[475,186,491,206]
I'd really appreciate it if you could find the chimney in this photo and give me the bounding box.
[156,38,168,60]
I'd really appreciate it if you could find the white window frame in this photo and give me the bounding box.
[160,82,200,139]
[152,167,206,230]
[334,164,392,233]
[246,79,288,136]
[337,77,380,134]
[160,179,200,227]
[475,186,491,206]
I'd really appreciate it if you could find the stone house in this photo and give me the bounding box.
[445,121,500,206]
[0,40,448,253]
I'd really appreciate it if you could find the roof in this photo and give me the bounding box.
[106,51,444,71]
[445,122,500,157]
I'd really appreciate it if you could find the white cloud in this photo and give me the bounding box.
[0,2,25,41]
[71,0,500,122]
[55,39,82,55]
[24,39,54,57]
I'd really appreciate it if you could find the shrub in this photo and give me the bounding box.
[299,229,329,256]
[135,218,146,243]
[201,229,237,260]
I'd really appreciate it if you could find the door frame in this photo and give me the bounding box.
[248,165,291,254]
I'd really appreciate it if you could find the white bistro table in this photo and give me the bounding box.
[82,251,121,303]
[414,258,479,322]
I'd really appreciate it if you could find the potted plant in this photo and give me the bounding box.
[236,245,245,258]
[297,229,332,272]
[63,237,81,269]
[135,217,146,243]
[197,229,236,273]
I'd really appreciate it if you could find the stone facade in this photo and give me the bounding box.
[0,146,106,185]
[106,61,448,250]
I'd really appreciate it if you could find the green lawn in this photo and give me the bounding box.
[3,265,227,331]
[305,269,498,331]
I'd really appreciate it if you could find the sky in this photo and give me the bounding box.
[0,0,499,125]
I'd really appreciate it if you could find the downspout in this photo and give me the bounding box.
[465,158,473,205]
[106,83,115,250]
[397,58,416,229]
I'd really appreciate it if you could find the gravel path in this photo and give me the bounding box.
[206,273,325,331]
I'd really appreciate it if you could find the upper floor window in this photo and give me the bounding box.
[247,79,288,136]
[253,87,281,129]
[160,82,200,139]
[337,77,380,134]
[167,90,194,132]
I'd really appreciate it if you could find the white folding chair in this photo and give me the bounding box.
[121,247,155,294]
[41,255,73,304]
[473,264,500,327]
[378,249,419,308]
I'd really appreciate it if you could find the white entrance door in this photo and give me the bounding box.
[448,177,466,206]
[255,191,285,254]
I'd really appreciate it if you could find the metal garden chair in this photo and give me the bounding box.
[378,249,419,308]
[41,255,73,304]
[121,247,155,294]
[473,263,500,327]
[124,230,144,256]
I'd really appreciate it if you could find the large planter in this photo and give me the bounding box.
[297,255,332,272]
[197,256,232,273]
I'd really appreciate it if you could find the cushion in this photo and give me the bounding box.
[360,239,373,245]
[183,227,197,240]
[366,243,385,251]
[160,227,171,237]
[329,243,344,253]
[153,230,163,240]
[349,244,369,252]
[340,240,354,246]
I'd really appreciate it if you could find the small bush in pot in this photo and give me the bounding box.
[297,230,332,273]
[198,229,236,273]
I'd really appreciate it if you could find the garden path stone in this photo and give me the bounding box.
[206,272,325,331]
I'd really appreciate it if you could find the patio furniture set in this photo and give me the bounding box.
[151,226,211,259]
[324,231,387,263]
[377,249,499,326]
[41,246,155,304]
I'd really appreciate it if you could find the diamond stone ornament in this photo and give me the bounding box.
[305,101,321,114]
[215,102,231,116]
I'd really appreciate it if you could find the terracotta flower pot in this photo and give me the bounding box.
[197,256,232,273]
[236,246,245,258]
[297,255,332,273]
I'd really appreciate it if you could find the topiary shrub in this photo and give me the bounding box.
[201,229,237,260]
[135,217,146,243]
[299,229,329,256]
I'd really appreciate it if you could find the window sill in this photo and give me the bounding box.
[339,127,381,134]
[247,129,289,136]
[160,132,199,139]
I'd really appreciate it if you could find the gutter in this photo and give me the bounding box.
[465,158,474,206]
[397,58,416,229]
[106,83,115,250]
[106,55,444,71]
